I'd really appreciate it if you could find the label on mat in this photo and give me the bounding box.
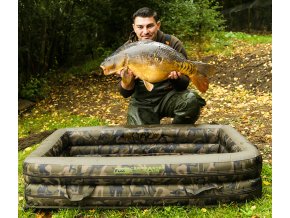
[113,166,164,175]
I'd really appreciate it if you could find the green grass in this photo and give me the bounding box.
[223,31,272,44]
[18,112,106,216]
[18,110,106,138]
[184,31,272,58]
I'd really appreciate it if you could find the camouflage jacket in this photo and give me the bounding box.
[118,30,190,107]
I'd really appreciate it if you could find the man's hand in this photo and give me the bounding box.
[119,68,136,90]
[168,71,182,79]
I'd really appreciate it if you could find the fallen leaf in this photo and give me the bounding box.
[263,181,271,186]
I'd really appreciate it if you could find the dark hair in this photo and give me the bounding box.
[132,7,159,23]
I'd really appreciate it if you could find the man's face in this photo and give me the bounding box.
[133,16,161,41]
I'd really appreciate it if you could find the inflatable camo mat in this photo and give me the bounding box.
[23,124,262,208]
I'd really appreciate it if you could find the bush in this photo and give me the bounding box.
[19,77,50,102]
[161,0,225,54]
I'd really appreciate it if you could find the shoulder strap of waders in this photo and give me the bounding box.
[163,34,171,46]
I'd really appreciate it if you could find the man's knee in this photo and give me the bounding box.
[127,106,160,125]
[172,91,206,124]
[176,91,205,114]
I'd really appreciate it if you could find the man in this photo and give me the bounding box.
[118,7,206,125]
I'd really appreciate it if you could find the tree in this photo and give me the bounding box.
[19,0,226,99]
[161,0,225,56]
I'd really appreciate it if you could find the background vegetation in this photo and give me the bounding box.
[19,0,271,101]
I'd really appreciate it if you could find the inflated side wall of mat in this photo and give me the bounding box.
[23,124,262,208]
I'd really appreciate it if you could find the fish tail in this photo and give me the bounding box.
[188,74,209,93]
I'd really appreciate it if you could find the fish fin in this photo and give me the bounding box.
[121,67,130,84]
[143,80,154,91]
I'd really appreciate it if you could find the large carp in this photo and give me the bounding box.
[100,40,215,93]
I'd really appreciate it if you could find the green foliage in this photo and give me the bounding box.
[66,46,114,76]
[66,59,99,76]
[19,76,50,101]
[18,0,162,85]
[162,0,225,44]
[19,0,226,88]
